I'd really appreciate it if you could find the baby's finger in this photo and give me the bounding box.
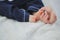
[42,15,49,23]
[40,12,44,19]
[45,12,49,19]
[37,11,43,16]
[39,7,45,11]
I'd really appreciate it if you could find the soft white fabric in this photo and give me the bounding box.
[0,0,60,40]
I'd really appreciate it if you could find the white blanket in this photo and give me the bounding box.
[0,0,60,40]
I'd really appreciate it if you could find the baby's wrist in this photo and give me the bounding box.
[29,15,37,22]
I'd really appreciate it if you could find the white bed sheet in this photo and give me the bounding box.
[0,0,60,40]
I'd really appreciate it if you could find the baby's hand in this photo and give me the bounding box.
[29,10,44,22]
[40,6,57,24]
[39,10,50,23]
[33,6,57,24]
[29,6,57,24]
[34,10,49,23]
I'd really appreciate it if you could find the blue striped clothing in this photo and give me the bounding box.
[0,0,44,22]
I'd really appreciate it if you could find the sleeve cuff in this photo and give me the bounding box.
[27,6,39,12]
[13,8,30,22]
[16,9,30,22]
[22,9,29,22]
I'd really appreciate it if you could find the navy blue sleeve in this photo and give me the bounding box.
[26,0,44,14]
[0,2,29,22]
